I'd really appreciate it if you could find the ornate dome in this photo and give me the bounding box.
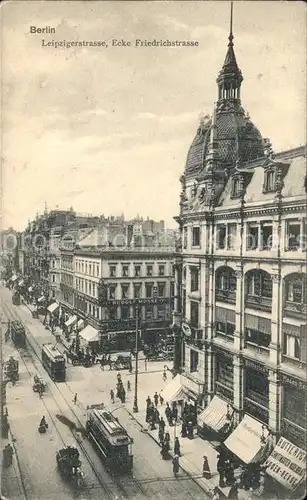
[184,10,265,178]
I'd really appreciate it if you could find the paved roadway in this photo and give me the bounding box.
[0,286,208,500]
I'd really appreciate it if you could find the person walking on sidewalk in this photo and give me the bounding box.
[73,393,78,404]
[217,454,226,487]
[202,455,211,479]
[162,369,167,381]
[174,436,181,456]
[172,454,179,477]
[228,482,239,500]
[154,392,159,407]
[127,380,131,391]
[110,389,115,404]
[165,402,171,425]
[159,394,164,406]
[158,427,165,445]
[146,396,152,408]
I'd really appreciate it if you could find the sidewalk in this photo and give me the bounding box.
[1,431,26,500]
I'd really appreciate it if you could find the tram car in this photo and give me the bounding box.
[10,320,26,348]
[41,344,66,382]
[86,404,133,474]
[12,291,21,305]
[3,357,19,381]
[56,446,84,487]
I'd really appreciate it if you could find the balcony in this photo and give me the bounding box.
[215,289,236,305]
[245,294,272,313]
[284,301,307,320]
[282,354,306,371]
[215,331,234,344]
[245,341,269,357]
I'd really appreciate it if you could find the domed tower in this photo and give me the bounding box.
[184,3,265,183]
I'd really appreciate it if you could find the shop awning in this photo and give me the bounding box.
[11,275,18,282]
[161,374,187,403]
[28,286,33,292]
[37,296,45,303]
[79,325,99,343]
[264,436,306,492]
[198,396,233,432]
[64,315,77,328]
[47,302,59,314]
[224,414,270,464]
[18,280,24,286]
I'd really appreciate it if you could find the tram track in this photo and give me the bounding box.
[1,297,148,499]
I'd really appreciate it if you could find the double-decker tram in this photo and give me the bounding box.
[41,344,66,382]
[10,320,26,348]
[86,404,133,474]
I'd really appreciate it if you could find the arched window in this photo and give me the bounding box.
[246,270,272,299]
[216,267,237,292]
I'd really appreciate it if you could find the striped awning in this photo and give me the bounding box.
[47,302,59,314]
[224,414,270,464]
[197,395,233,432]
[79,325,99,343]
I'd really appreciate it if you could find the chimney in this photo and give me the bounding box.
[126,224,133,247]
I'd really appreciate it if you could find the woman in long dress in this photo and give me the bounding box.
[202,455,211,479]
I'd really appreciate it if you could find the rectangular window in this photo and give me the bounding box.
[158,265,165,276]
[89,282,92,295]
[96,265,99,276]
[109,265,116,277]
[183,227,188,249]
[261,223,273,250]
[190,267,199,293]
[135,265,141,277]
[157,304,166,319]
[192,227,200,247]
[190,349,199,372]
[121,305,130,320]
[122,265,129,277]
[109,306,117,320]
[145,283,153,298]
[263,169,275,192]
[216,225,226,249]
[109,285,116,300]
[145,304,154,320]
[190,301,199,329]
[283,334,301,359]
[121,284,129,299]
[134,283,142,299]
[147,265,153,277]
[89,264,92,275]
[247,224,259,250]
[158,282,165,297]
[286,220,301,251]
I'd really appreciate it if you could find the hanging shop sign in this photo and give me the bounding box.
[264,436,306,492]
[102,298,169,306]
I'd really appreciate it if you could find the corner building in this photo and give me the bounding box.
[174,24,306,454]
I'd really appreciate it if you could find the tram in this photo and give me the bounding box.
[41,344,66,382]
[86,404,133,474]
[10,320,26,348]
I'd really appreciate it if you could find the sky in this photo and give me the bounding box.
[1,0,306,230]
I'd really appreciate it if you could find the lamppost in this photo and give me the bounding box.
[133,305,139,413]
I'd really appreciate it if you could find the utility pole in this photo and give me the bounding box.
[133,306,139,413]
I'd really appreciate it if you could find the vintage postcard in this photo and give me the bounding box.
[0,1,306,500]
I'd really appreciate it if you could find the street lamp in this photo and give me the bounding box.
[133,305,139,413]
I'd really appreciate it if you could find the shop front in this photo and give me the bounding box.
[264,436,306,495]
[280,372,306,449]
[243,359,269,425]
[215,350,234,404]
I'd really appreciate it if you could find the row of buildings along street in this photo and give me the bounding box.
[1,3,306,500]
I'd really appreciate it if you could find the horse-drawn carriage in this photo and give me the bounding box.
[3,357,19,382]
[56,446,84,487]
[32,374,46,394]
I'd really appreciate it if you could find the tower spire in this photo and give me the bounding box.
[216,1,243,106]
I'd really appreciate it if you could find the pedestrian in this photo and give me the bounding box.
[127,380,131,391]
[146,395,152,408]
[211,487,220,500]
[165,402,171,424]
[158,428,164,444]
[162,369,167,381]
[172,454,179,476]
[159,417,166,433]
[144,358,148,371]
[164,431,170,445]
[217,454,225,487]
[202,455,211,479]
[174,436,181,456]
[154,392,159,407]
[159,394,164,406]
[110,389,115,403]
[228,482,239,500]
[225,460,235,486]
[73,393,77,405]
[181,421,187,438]
[172,405,178,423]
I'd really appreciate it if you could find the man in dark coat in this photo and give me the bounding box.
[154,392,159,407]
[165,402,171,425]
